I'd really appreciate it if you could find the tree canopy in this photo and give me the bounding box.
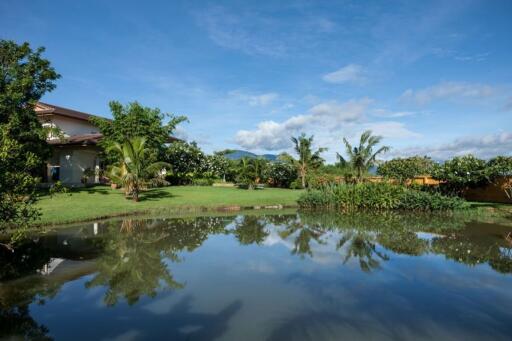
[92,101,187,164]
[0,40,60,236]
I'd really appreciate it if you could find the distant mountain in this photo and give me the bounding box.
[223,150,278,161]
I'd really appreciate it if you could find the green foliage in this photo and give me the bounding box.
[264,162,297,188]
[164,141,205,184]
[377,156,434,184]
[432,154,489,195]
[235,157,269,189]
[108,137,170,201]
[0,40,59,236]
[92,101,187,164]
[203,154,231,180]
[289,133,326,188]
[191,178,215,186]
[298,182,467,210]
[338,130,389,182]
[487,156,512,177]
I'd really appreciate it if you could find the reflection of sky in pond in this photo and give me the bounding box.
[2,212,512,340]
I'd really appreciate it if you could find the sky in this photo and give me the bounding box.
[1,0,511,162]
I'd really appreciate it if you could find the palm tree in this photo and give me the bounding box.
[290,133,326,188]
[337,130,389,183]
[108,137,170,201]
[236,157,257,189]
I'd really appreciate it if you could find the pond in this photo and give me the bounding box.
[1,210,512,340]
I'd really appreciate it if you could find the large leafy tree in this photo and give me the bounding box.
[164,141,206,184]
[378,156,434,185]
[289,133,326,188]
[0,40,59,237]
[108,137,170,201]
[431,154,489,195]
[92,101,187,164]
[338,130,389,183]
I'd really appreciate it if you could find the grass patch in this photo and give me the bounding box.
[35,185,304,225]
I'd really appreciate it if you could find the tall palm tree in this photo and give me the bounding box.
[108,137,170,201]
[338,130,389,183]
[290,133,326,188]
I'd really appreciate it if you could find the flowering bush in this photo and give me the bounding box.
[432,155,489,195]
[264,162,297,188]
[377,156,434,184]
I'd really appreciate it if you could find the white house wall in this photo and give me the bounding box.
[49,115,99,136]
[58,147,99,184]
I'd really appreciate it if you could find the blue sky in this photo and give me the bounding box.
[2,0,511,162]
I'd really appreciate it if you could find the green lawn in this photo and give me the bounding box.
[36,186,304,225]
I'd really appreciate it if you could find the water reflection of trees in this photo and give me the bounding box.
[86,216,229,306]
[252,211,512,274]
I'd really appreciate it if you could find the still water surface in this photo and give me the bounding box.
[1,211,512,340]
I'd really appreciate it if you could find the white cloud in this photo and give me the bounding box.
[390,132,512,160]
[234,97,418,154]
[372,108,417,118]
[228,90,279,107]
[364,122,421,139]
[322,64,366,84]
[401,81,496,105]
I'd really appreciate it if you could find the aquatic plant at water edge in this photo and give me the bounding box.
[297,182,467,210]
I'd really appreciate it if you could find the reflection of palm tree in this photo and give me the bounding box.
[338,231,389,272]
[233,216,269,245]
[279,220,325,257]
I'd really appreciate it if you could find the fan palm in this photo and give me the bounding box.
[290,133,326,188]
[337,130,389,183]
[108,137,170,201]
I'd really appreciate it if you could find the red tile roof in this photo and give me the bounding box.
[35,102,110,122]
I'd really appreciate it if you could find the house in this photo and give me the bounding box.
[35,102,107,185]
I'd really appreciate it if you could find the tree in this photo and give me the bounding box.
[108,137,170,201]
[290,133,326,188]
[338,130,389,183]
[164,141,206,184]
[0,40,60,238]
[236,157,257,189]
[203,154,230,181]
[92,101,187,164]
[264,162,297,188]
[432,154,488,196]
[486,156,512,200]
[377,156,434,185]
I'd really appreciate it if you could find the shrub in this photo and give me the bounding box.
[191,178,214,186]
[298,182,467,211]
[432,155,488,195]
[264,162,297,188]
[398,189,467,210]
[377,156,434,184]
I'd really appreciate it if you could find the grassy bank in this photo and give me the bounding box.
[35,186,304,225]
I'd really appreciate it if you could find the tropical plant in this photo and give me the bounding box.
[297,182,467,210]
[235,157,257,189]
[0,40,59,240]
[377,156,434,185]
[337,130,389,183]
[108,137,170,201]
[92,101,187,165]
[289,133,326,188]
